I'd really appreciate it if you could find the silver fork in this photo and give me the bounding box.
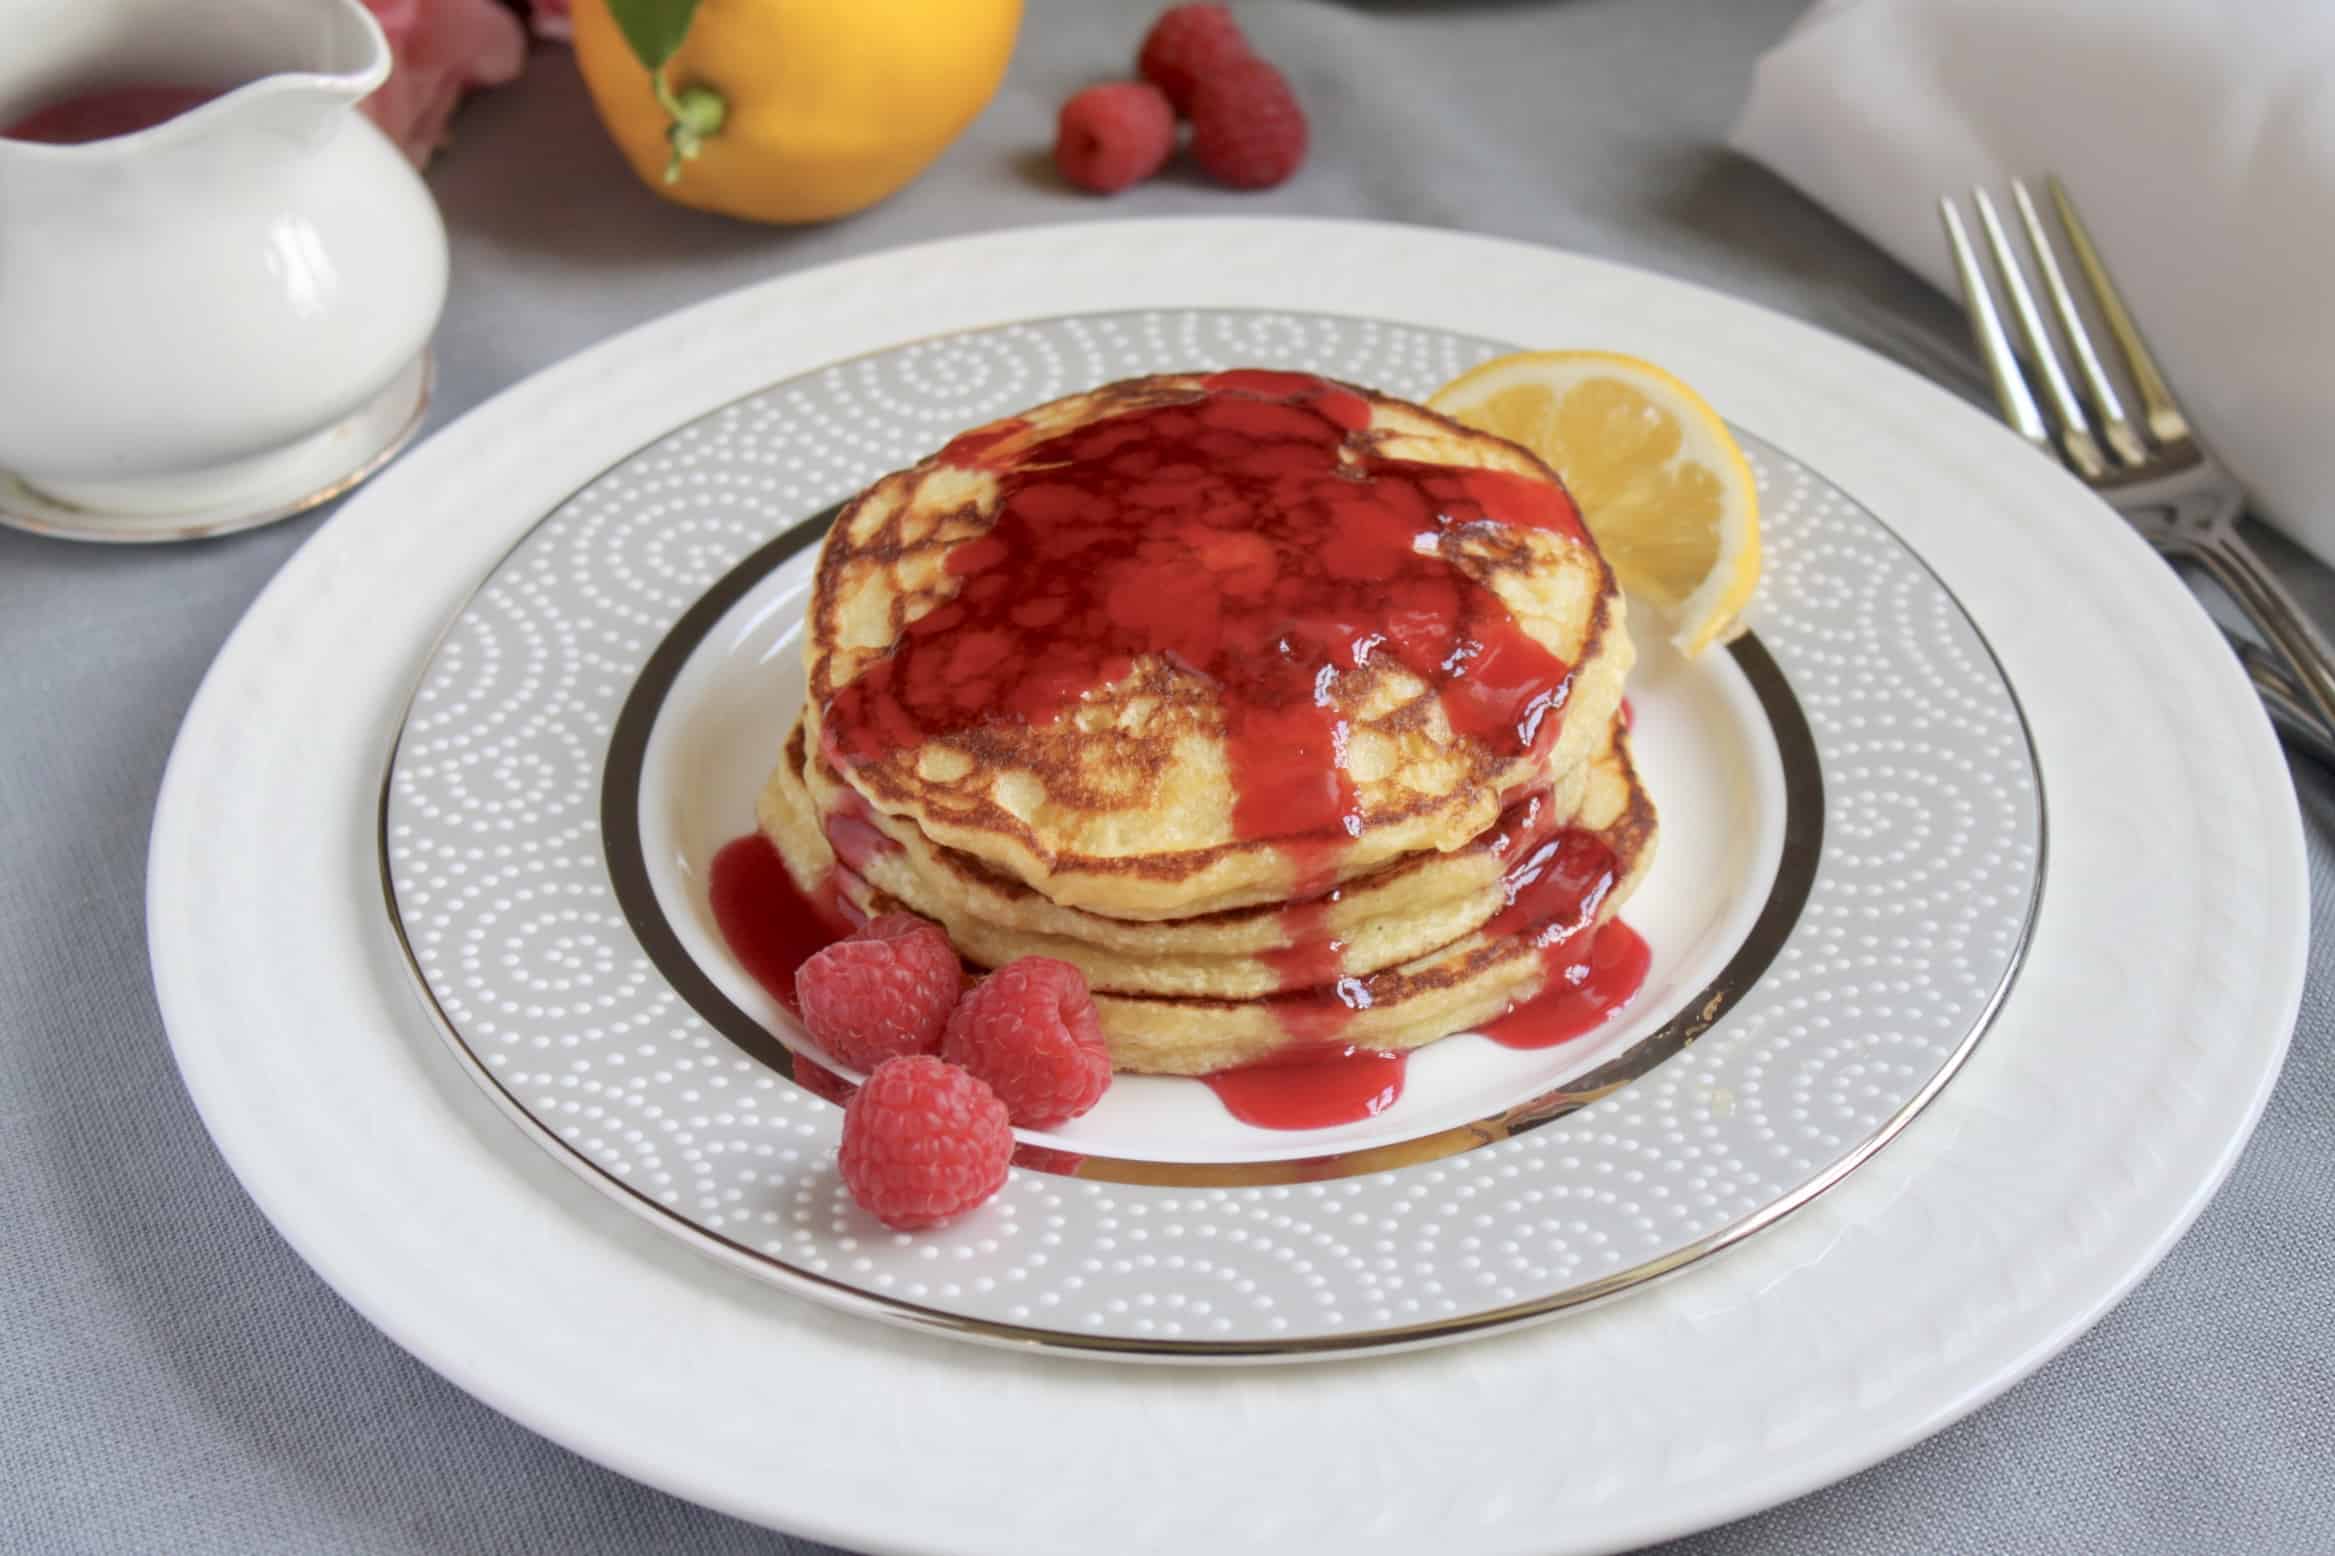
[2237,637,2335,767]
[1939,176,2335,754]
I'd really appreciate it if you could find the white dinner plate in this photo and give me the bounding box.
[150,220,2303,1551]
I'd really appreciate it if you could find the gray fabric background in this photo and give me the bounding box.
[3,0,2329,1550]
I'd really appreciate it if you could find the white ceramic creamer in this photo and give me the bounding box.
[0,0,446,518]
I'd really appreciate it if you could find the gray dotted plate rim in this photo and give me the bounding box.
[599,510,1823,1191]
[378,307,2047,1362]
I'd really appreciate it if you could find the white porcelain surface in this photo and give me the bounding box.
[0,351,432,544]
[149,222,2305,1551]
[634,538,1786,1167]
[0,0,446,513]
[380,308,2040,1354]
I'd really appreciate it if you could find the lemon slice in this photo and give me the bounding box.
[1429,350,1760,658]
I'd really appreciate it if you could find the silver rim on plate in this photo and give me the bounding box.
[594,511,1825,1187]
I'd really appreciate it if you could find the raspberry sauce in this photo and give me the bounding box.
[709,827,1649,1132]
[830,370,1586,809]
[1260,836,1353,1030]
[819,783,900,875]
[707,834,852,1013]
[1486,829,1617,941]
[936,418,1032,467]
[1475,802,1647,1048]
[3,84,220,143]
[1201,807,1644,1126]
[1201,1045,1409,1130]
[1205,919,1650,1130]
[1260,892,1346,993]
[822,371,1589,1052]
[1480,922,1651,1049]
[732,374,1648,1135]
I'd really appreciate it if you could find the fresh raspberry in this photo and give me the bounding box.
[795,912,960,1072]
[941,957,1112,1128]
[838,1056,1013,1230]
[1137,4,1251,114]
[1053,81,1177,195]
[1188,56,1307,190]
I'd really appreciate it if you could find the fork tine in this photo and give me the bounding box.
[2048,177,2192,447]
[1971,187,2106,479]
[1939,196,2051,455]
[2012,179,2147,468]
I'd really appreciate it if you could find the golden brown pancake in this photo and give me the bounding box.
[802,371,1631,920]
[762,709,1656,1074]
[765,712,1593,996]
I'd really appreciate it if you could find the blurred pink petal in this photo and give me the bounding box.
[531,0,572,43]
[359,0,527,167]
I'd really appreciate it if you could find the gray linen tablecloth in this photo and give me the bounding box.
[3,1,2329,1549]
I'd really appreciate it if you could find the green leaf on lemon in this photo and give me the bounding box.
[605,0,701,70]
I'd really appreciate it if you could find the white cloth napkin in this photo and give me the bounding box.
[1731,0,2335,565]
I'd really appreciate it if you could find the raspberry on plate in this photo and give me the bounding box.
[1137,3,1251,114]
[1188,56,1307,190]
[941,956,1112,1129]
[1053,81,1176,195]
[839,1056,1013,1231]
[795,911,961,1072]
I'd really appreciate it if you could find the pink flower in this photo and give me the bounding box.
[530,0,572,42]
[360,0,528,167]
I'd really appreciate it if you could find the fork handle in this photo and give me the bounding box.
[2191,533,2335,747]
[2232,632,2335,769]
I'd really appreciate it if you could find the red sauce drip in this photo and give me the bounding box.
[1484,828,1618,942]
[1202,1045,1408,1130]
[1618,696,1634,732]
[938,417,1032,469]
[1483,784,1564,859]
[707,834,853,1013]
[4,84,220,143]
[1262,834,1352,1012]
[1480,921,1651,1048]
[825,372,1587,1048]
[1271,984,1373,1046]
[1262,891,1345,993]
[819,784,900,875]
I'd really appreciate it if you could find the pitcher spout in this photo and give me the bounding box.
[0,0,389,155]
[0,0,446,527]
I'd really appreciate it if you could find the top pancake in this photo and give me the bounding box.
[805,371,1631,920]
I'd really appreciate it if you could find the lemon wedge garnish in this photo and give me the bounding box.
[1429,350,1761,658]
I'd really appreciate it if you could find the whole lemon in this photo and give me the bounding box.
[572,0,1022,224]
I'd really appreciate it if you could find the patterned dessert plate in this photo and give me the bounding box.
[379,309,2041,1357]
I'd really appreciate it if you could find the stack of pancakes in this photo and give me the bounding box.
[760,373,1656,1076]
